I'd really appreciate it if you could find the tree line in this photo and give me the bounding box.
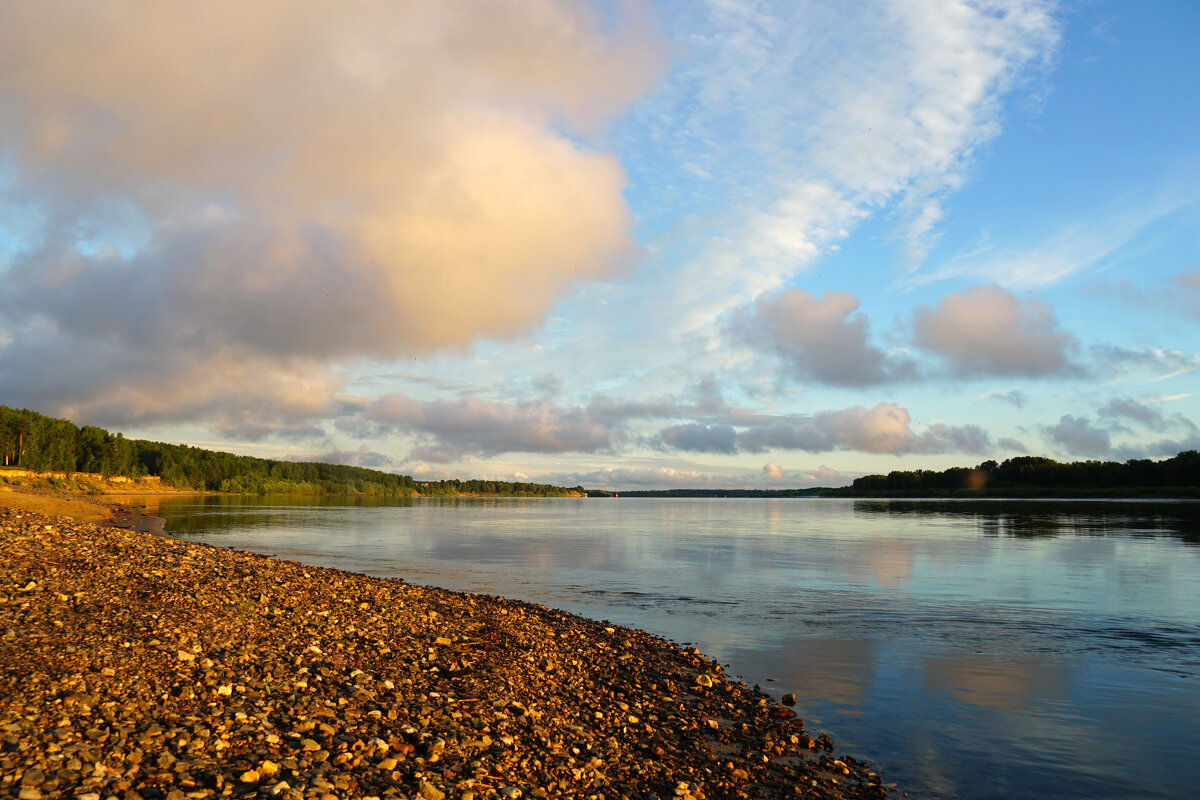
[842,452,1200,496]
[0,406,581,497]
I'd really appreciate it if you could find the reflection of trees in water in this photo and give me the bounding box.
[852,500,1200,544]
[149,494,421,536]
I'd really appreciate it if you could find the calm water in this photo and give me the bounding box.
[146,496,1200,800]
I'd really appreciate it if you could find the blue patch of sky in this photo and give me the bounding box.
[0,153,152,266]
[0,151,47,271]
[928,1,1200,267]
[67,195,151,260]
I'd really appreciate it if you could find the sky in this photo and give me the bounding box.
[1,0,1198,489]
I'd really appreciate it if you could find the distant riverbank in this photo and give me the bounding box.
[590,486,1200,498]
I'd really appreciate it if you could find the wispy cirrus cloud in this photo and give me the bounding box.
[913,178,1200,289]
[569,0,1063,372]
[1090,345,1199,383]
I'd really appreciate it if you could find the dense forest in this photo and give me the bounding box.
[0,406,582,497]
[839,452,1200,497]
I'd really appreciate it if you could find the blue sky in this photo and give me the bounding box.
[1,1,1198,488]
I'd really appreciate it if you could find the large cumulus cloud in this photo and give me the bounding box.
[0,1,662,429]
[728,290,916,386]
[912,285,1080,377]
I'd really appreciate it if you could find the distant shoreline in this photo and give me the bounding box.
[589,487,1200,499]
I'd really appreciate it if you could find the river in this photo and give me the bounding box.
[145,496,1200,800]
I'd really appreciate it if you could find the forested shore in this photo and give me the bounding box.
[831,452,1200,497]
[0,407,582,497]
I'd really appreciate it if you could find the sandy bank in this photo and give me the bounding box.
[0,485,165,536]
[0,485,115,523]
[0,502,893,800]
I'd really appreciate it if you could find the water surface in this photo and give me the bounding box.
[147,496,1200,800]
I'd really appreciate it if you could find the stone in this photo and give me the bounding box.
[782,693,797,706]
[19,770,45,787]
[417,779,445,800]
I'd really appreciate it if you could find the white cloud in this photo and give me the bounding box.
[1091,345,1199,384]
[1041,414,1111,457]
[541,462,852,490]
[728,289,916,386]
[1167,270,1200,320]
[348,394,614,460]
[303,445,395,470]
[660,402,992,456]
[998,436,1028,452]
[913,285,1080,377]
[988,389,1030,409]
[553,0,1063,379]
[0,1,663,430]
[0,335,338,439]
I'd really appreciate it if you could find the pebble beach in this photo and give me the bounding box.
[0,490,894,800]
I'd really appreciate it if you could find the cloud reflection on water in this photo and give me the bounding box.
[154,497,1200,800]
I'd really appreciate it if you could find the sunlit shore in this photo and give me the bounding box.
[0,486,892,800]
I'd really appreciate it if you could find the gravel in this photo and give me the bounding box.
[0,504,895,800]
